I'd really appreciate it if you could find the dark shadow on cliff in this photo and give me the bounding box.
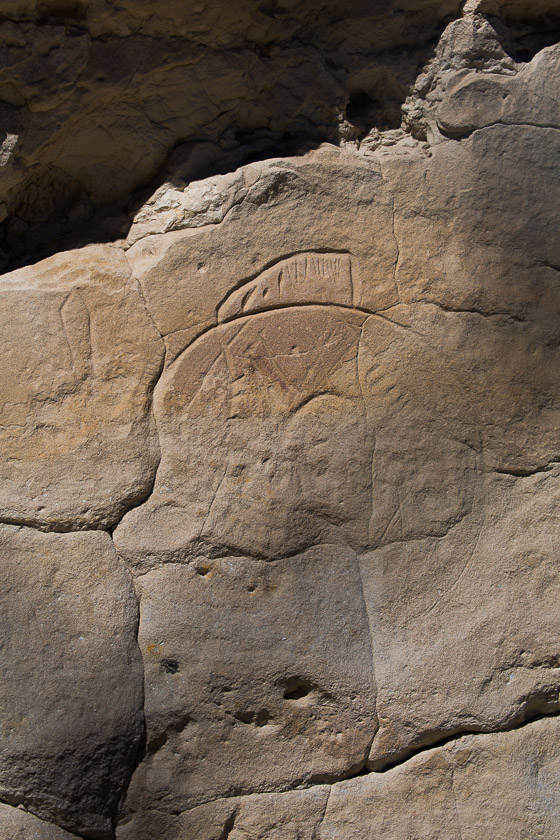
[2,1,559,273]
[0,132,325,272]
[0,0,466,273]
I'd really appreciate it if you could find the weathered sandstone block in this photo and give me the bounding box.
[0,802,78,839]
[118,718,560,839]
[0,244,164,529]
[0,526,144,837]
[123,548,375,816]
[323,717,560,840]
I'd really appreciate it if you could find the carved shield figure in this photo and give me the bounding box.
[115,251,480,570]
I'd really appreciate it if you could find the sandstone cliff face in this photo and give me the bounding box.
[1,1,559,838]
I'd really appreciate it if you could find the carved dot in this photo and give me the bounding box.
[161,658,179,674]
[234,708,270,726]
[283,678,314,701]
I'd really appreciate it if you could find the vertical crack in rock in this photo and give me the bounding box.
[217,809,237,840]
[109,550,149,839]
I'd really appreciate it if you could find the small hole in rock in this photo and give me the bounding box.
[234,708,271,726]
[346,91,374,123]
[162,658,180,674]
[283,678,314,701]
[196,564,211,576]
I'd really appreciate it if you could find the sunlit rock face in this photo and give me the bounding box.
[1,1,560,838]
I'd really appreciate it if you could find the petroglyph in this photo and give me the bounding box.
[114,251,481,570]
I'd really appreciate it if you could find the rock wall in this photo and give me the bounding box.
[0,1,559,838]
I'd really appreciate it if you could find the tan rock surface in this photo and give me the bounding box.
[122,547,375,815]
[437,43,560,136]
[117,787,330,840]
[112,17,560,831]
[114,304,375,565]
[123,149,398,363]
[323,717,560,840]
[0,2,559,838]
[0,525,144,837]
[0,243,164,529]
[0,803,78,839]
[363,466,560,768]
[119,716,560,839]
